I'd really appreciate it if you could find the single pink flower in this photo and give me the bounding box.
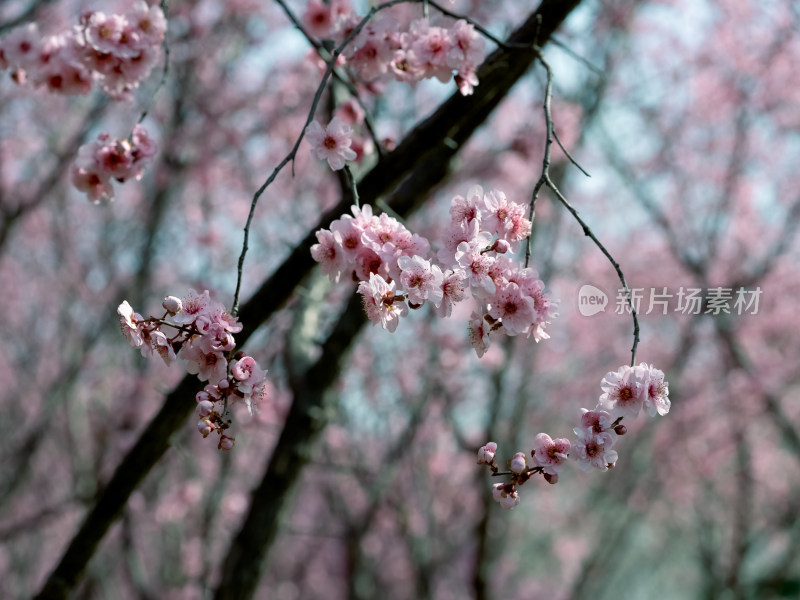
[598,364,649,420]
[306,117,357,171]
[358,273,407,332]
[573,430,618,472]
[532,433,571,475]
[397,254,444,306]
[641,363,671,416]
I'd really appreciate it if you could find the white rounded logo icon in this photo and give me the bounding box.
[578,284,608,316]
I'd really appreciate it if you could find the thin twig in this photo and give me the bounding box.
[550,35,604,75]
[272,0,385,159]
[553,128,590,177]
[231,0,410,316]
[529,52,639,365]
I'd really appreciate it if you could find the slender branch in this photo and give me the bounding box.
[272,0,385,159]
[528,53,639,365]
[231,0,410,317]
[553,128,590,177]
[550,35,604,75]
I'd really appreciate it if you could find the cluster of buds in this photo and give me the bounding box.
[478,363,670,509]
[71,124,157,203]
[477,434,571,510]
[0,1,166,99]
[117,289,268,450]
[310,187,556,356]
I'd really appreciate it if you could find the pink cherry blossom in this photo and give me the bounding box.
[182,344,229,383]
[598,364,650,420]
[468,312,491,357]
[454,235,496,294]
[397,254,444,306]
[573,430,619,472]
[117,301,145,348]
[436,269,468,318]
[450,186,483,223]
[358,273,407,332]
[641,363,671,416]
[531,433,571,475]
[306,117,357,171]
[487,281,537,336]
[311,229,345,281]
[126,0,168,48]
[576,408,615,436]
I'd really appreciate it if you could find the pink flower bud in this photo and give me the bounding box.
[493,239,511,254]
[544,472,559,485]
[491,483,505,502]
[197,418,215,438]
[196,400,214,417]
[476,442,497,465]
[218,435,235,451]
[510,452,527,474]
[196,391,210,403]
[162,295,182,314]
[614,424,627,435]
[217,378,230,390]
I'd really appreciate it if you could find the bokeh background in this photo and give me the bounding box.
[1,0,798,598]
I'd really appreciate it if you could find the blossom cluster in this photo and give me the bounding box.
[71,124,157,203]
[478,363,670,509]
[303,0,486,95]
[117,290,268,450]
[310,186,555,355]
[0,1,166,99]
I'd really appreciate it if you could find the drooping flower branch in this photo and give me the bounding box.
[478,363,671,509]
[117,290,269,450]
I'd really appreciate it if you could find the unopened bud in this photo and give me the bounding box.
[218,435,235,451]
[510,452,527,474]
[477,442,497,465]
[544,472,559,485]
[614,424,627,436]
[197,400,214,417]
[493,239,511,254]
[197,418,215,438]
[162,296,182,315]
